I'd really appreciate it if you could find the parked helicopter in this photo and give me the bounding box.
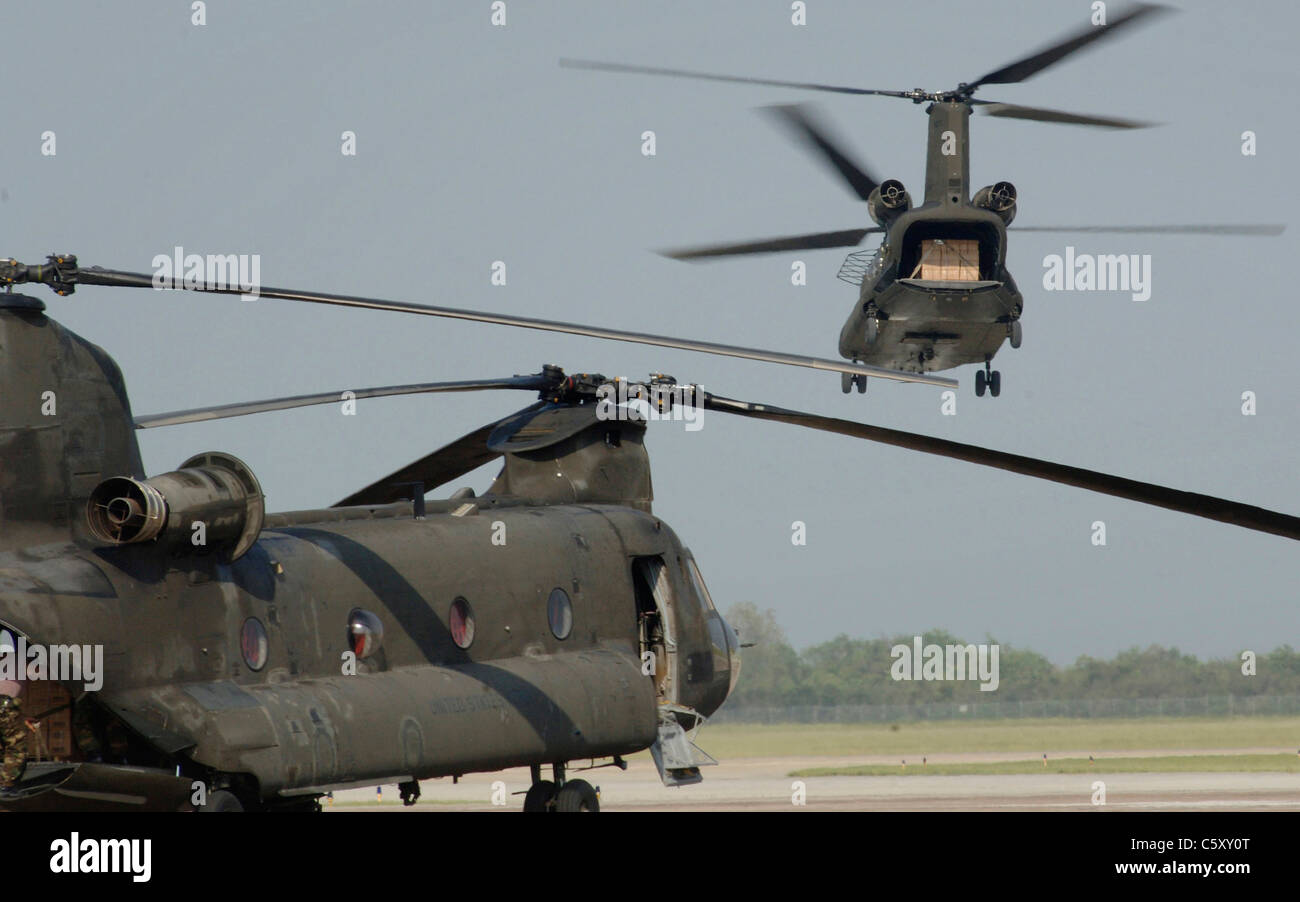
[0,254,1297,812]
[562,3,1284,396]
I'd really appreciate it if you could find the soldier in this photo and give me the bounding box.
[72,702,102,762]
[0,694,24,787]
[0,649,25,787]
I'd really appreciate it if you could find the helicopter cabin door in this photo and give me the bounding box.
[633,555,711,787]
[633,556,678,706]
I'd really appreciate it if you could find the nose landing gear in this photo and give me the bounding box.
[524,762,601,812]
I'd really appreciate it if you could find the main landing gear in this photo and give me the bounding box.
[977,319,1019,396]
[841,358,867,394]
[524,762,600,812]
[842,311,879,394]
[975,359,1001,398]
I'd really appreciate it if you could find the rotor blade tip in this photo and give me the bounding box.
[657,249,695,261]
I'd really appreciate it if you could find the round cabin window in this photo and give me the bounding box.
[347,609,384,659]
[449,597,475,649]
[547,588,573,640]
[241,617,268,671]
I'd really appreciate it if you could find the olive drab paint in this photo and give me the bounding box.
[0,304,737,812]
[561,4,1282,398]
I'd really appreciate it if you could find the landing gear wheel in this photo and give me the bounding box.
[1009,320,1022,349]
[854,374,867,394]
[841,372,853,394]
[865,316,878,344]
[989,371,1001,397]
[523,780,558,812]
[201,789,244,812]
[975,369,986,397]
[554,779,599,812]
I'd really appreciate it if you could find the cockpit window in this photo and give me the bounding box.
[684,555,716,612]
[686,558,717,616]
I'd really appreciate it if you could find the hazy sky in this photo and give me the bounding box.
[4,0,1295,663]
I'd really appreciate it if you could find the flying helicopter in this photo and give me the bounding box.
[0,254,1297,813]
[561,3,1285,396]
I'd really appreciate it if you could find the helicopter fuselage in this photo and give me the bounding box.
[839,102,1023,382]
[839,202,1023,373]
[0,301,737,811]
[566,6,1197,393]
[0,497,734,811]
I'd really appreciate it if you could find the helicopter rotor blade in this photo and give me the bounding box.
[133,375,550,429]
[561,8,1173,117]
[661,227,879,260]
[966,3,1173,91]
[1011,224,1287,236]
[764,104,880,201]
[328,374,1300,540]
[560,58,911,99]
[42,264,956,389]
[333,404,550,507]
[973,101,1152,130]
[702,392,1300,542]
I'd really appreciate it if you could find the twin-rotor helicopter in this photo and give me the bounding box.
[1,253,1296,813]
[0,3,1292,815]
[563,3,1283,396]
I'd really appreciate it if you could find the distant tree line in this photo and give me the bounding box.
[723,602,1300,708]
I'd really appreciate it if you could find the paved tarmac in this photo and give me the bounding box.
[325,750,1300,811]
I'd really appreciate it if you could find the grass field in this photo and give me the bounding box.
[691,716,1300,760]
[791,753,1300,777]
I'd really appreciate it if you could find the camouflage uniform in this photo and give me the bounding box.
[72,703,101,760]
[0,696,26,787]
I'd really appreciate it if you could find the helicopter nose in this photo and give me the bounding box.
[720,614,741,700]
